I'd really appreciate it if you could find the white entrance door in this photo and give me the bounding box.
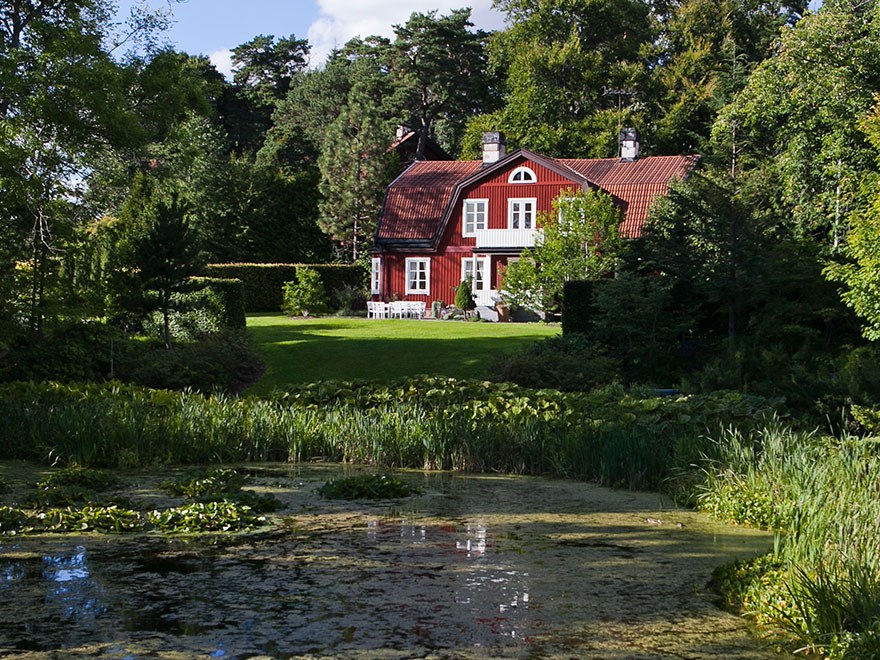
[462,256,492,306]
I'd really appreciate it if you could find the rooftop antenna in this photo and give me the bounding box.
[602,86,638,156]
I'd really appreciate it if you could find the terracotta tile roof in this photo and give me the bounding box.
[376,154,697,243]
[560,155,698,238]
[378,160,482,241]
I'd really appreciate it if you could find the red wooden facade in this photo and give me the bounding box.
[372,147,698,314]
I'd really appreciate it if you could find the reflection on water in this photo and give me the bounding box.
[1,558,25,589]
[44,546,89,581]
[455,521,489,556]
[43,546,108,624]
[0,467,776,659]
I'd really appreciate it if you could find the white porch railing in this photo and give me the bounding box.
[473,228,542,250]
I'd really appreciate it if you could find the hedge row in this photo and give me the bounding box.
[204,263,366,312]
[190,277,246,329]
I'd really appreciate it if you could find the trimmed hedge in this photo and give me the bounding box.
[191,277,246,329]
[205,263,366,312]
[562,280,594,335]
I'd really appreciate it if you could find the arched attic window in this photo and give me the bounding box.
[508,166,537,183]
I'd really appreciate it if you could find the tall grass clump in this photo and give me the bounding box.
[0,379,776,494]
[699,424,880,658]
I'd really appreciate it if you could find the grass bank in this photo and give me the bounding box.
[702,425,880,658]
[245,315,559,394]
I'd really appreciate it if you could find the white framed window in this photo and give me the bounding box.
[508,166,537,183]
[461,256,489,292]
[405,258,430,295]
[463,199,488,237]
[370,257,381,295]
[508,198,536,229]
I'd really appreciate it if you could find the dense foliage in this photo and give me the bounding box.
[0,378,775,494]
[203,263,365,312]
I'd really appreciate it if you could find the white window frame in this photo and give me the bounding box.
[461,256,490,292]
[370,257,381,295]
[405,258,430,295]
[462,198,488,237]
[508,198,537,230]
[508,166,537,184]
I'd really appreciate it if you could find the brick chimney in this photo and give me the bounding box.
[482,131,506,164]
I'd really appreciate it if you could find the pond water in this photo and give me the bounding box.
[0,464,777,659]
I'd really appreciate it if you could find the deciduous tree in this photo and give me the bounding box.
[503,189,623,313]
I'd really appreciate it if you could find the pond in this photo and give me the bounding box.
[0,464,776,659]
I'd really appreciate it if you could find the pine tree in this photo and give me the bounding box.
[317,86,390,262]
[126,193,204,350]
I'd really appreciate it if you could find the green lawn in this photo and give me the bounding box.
[246,315,559,394]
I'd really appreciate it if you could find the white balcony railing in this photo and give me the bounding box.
[473,228,542,250]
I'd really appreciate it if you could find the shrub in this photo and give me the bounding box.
[142,278,246,342]
[454,278,476,312]
[0,320,128,384]
[330,283,368,315]
[282,267,328,317]
[204,263,365,312]
[119,330,264,393]
[489,334,621,391]
[561,280,593,335]
[191,277,246,329]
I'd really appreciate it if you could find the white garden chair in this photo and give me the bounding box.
[367,301,389,319]
[388,301,406,318]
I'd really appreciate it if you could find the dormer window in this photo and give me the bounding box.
[508,166,537,183]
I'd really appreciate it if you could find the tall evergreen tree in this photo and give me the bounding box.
[317,87,391,262]
[124,193,203,350]
[388,9,497,159]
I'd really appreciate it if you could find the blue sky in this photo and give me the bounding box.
[115,1,505,75]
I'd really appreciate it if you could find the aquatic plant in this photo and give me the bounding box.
[25,467,126,508]
[37,467,119,491]
[163,467,283,513]
[148,501,266,533]
[163,467,246,497]
[0,379,779,494]
[318,474,420,500]
[0,506,31,534]
[38,505,143,533]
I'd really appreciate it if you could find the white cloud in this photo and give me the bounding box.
[209,48,235,80]
[308,0,506,67]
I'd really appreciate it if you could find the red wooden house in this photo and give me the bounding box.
[371,131,698,316]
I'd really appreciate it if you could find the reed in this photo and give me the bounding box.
[0,380,752,492]
[698,424,880,657]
